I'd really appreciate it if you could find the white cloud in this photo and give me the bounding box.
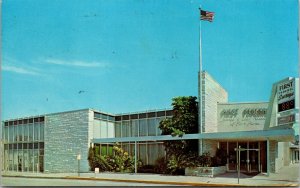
[2,65,41,76]
[44,59,109,68]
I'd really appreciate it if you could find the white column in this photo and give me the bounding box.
[134,141,137,173]
[267,139,270,176]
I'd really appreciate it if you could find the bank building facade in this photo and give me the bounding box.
[1,72,299,175]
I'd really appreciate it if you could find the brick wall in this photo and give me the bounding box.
[269,140,277,173]
[44,109,91,173]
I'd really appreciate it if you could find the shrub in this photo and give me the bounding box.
[154,156,168,174]
[138,165,155,173]
[88,143,136,173]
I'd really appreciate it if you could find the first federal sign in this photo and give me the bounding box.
[277,79,295,104]
[277,79,295,113]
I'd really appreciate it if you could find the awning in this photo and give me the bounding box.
[92,128,295,143]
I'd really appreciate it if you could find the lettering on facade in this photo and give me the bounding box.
[219,107,267,129]
[220,109,238,118]
[242,108,267,118]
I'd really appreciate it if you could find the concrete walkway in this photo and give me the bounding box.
[2,164,299,186]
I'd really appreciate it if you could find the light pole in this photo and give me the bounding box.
[77,154,81,177]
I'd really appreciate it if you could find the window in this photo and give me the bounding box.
[29,124,33,141]
[147,112,156,118]
[9,125,13,142]
[166,110,173,116]
[14,125,18,142]
[148,118,156,136]
[40,123,44,141]
[115,116,121,121]
[130,114,138,120]
[139,113,147,119]
[139,119,147,136]
[4,126,8,142]
[18,125,23,142]
[122,115,129,121]
[122,121,130,137]
[115,122,121,137]
[157,111,165,117]
[24,124,29,142]
[108,116,115,121]
[131,120,139,137]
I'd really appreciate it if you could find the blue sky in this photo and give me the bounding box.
[2,0,298,120]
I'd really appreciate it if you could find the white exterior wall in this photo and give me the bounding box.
[201,72,228,133]
[217,103,268,132]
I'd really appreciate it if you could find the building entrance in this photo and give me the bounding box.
[221,141,267,173]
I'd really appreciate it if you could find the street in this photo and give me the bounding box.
[1,177,181,186]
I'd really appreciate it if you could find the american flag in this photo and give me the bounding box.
[200,10,214,22]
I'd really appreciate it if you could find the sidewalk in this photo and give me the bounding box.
[2,164,299,186]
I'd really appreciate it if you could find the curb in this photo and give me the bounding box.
[64,176,243,186]
[2,174,299,187]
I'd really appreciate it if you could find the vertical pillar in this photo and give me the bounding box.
[258,142,261,172]
[227,142,229,171]
[267,138,270,176]
[236,142,238,171]
[247,142,249,172]
[134,141,137,174]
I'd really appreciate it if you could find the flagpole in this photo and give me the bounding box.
[199,6,203,155]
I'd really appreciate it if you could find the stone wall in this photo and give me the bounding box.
[185,166,226,177]
[269,140,277,173]
[202,140,218,156]
[44,109,91,173]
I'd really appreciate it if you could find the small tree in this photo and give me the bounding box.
[159,96,199,174]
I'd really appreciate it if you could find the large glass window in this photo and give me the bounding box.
[122,121,130,137]
[24,124,29,142]
[14,125,18,142]
[13,149,18,171]
[23,149,28,172]
[40,123,44,141]
[34,149,39,172]
[139,143,147,165]
[18,149,23,172]
[34,123,39,141]
[156,118,164,135]
[28,149,34,172]
[131,120,138,137]
[4,126,8,142]
[148,118,156,136]
[139,119,147,136]
[9,149,13,171]
[115,122,121,137]
[18,125,23,142]
[9,125,13,142]
[29,124,33,141]
[4,147,8,171]
[148,143,157,165]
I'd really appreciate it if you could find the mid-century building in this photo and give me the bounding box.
[1,72,299,175]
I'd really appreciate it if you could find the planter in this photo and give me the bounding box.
[185,166,226,177]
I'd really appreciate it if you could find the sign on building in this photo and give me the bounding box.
[277,79,295,113]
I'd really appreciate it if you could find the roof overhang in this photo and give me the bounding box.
[92,128,295,143]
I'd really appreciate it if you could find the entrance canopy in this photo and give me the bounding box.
[92,128,294,143]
